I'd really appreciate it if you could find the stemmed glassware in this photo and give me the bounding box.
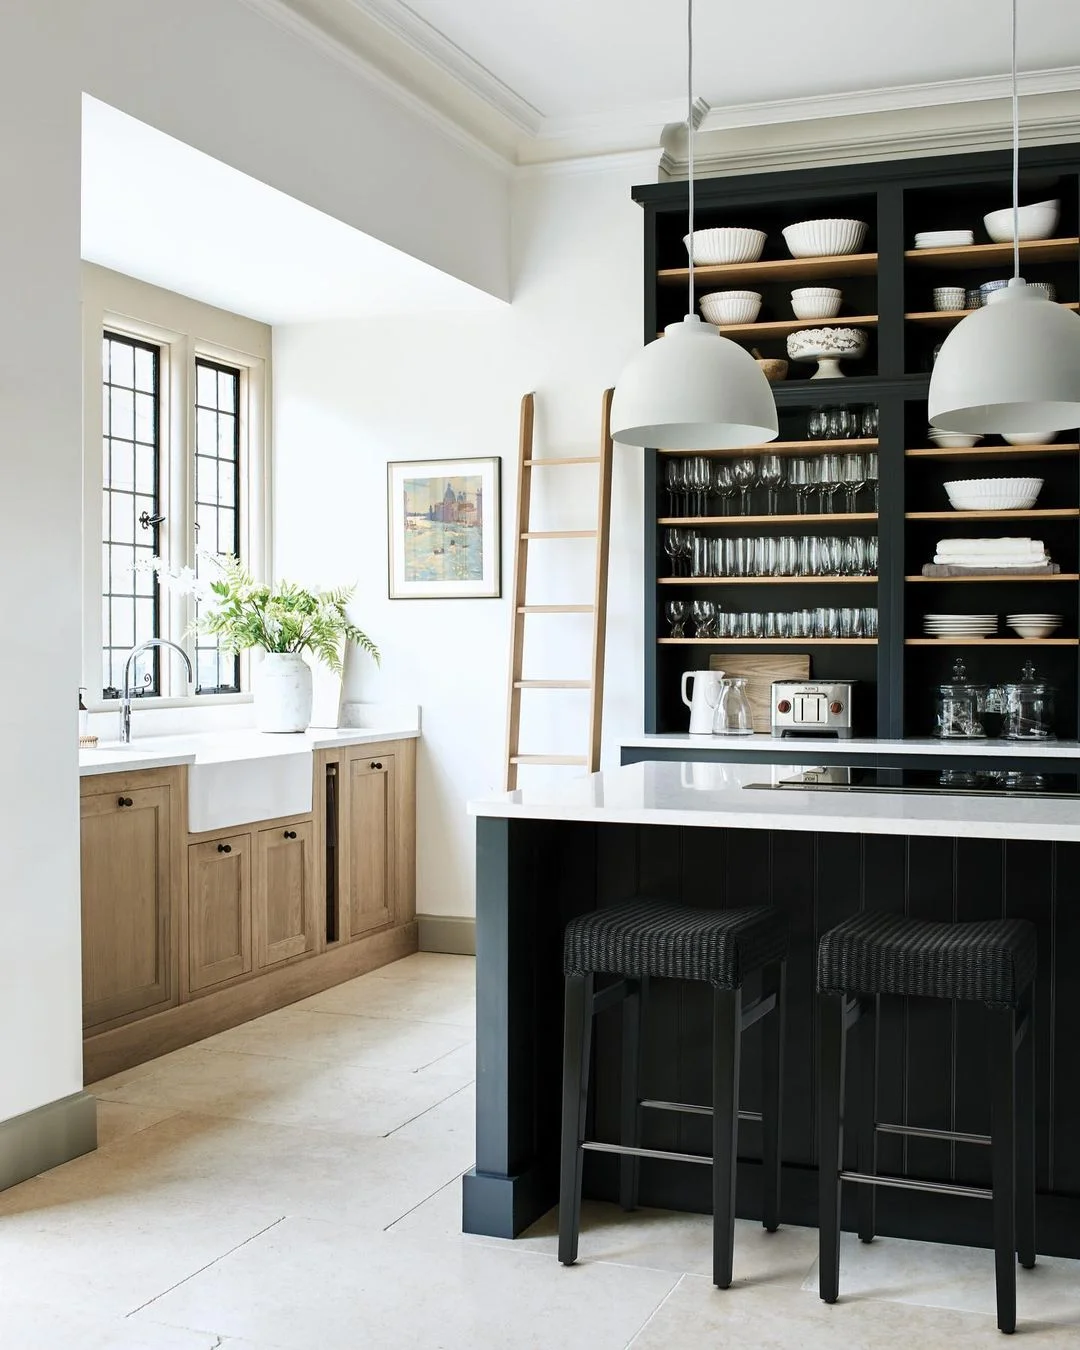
[687,456,711,517]
[807,408,829,440]
[818,453,842,513]
[665,598,689,637]
[840,451,867,513]
[731,457,756,515]
[691,599,716,637]
[860,404,879,439]
[665,458,681,515]
[663,528,682,576]
[758,453,785,515]
[864,451,879,509]
[713,461,737,516]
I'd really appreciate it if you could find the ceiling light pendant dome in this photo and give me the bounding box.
[609,0,778,451]
[928,0,1080,433]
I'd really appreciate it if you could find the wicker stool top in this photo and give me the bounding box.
[817,912,1037,1007]
[564,898,788,990]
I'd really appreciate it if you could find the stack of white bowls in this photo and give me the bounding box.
[791,287,841,319]
[699,290,762,326]
[1007,613,1062,638]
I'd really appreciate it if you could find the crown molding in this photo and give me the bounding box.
[514,147,665,181]
[339,0,543,135]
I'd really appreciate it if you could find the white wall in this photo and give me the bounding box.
[274,161,649,919]
[0,2,85,1121]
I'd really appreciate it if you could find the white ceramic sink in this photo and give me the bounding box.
[92,733,315,832]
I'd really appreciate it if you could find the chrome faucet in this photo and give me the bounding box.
[121,639,194,743]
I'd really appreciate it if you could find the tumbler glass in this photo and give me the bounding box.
[774,536,798,577]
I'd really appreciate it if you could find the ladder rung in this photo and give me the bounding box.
[524,457,601,466]
[514,680,591,689]
[521,530,597,539]
[510,755,589,766]
[517,605,594,613]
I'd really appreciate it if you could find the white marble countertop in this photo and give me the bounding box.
[79,726,419,777]
[469,760,1080,843]
[622,733,1080,760]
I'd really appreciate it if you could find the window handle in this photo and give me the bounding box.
[138,511,166,531]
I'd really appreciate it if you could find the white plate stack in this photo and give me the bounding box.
[923,613,998,639]
[1007,613,1062,639]
[913,229,975,249]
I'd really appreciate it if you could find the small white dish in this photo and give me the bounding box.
[1001,432,1058,446]
[928,430,982,448]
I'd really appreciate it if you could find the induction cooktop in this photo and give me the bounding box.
[744,766,1080,799]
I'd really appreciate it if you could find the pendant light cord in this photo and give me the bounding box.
[687,0,695,316]
[1011,0,1020,279]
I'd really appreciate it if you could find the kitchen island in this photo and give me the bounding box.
[462,760,1080,1256]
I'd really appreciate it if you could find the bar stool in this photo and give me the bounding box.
[816,912,1037,1335]
[558,897,788,1289]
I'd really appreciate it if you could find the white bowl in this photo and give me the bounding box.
[943,476,1044,511]
[782,218,868,258]
[791,286,842,319]
[983,199,1060,243]
[699,289,762,326]
[1001,431,1058,446]
[684,228,766,265]
[1009,621,1061,639]
[927,430,982,448]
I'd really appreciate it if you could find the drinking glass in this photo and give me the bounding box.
[758,453,785,515]
[867,536,879,574]
[713,460,738,516]
[666,598,689,637]
[692,599,716,637]
[756,536,777,577]
[788,458,809,514]
[663,528,681,576]
[818,453,842,513]
[664,458,681,515]
[862,607,879,637]
[839,607,862,638]
[840,451,866,513]
[691,533,710,577]
[860,404,879,439]
[828,406,858,440]
[864,451,879,509]
[676,528,694,575]
[774,536,797,577]
[813,606,840,638]
[731,537,752,577]
[687,456,711,516]
[715,608,736,637]
[807,408,829,440]
[708,537,725,576]
[789,609,812,638]
[732,457,757,515]
[764,611,791,638]
[713,678,755,736]
[843,536,868,576]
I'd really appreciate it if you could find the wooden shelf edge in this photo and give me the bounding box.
[905,638,1079,646]
[709,314,878,341]
[906,302,1079,325]
[656,439,878,458]
[904,509,1080,521]
[905,573,1080,582]
[906,443,1079,459]
[658,575,879,585]
[903,237,1080,266]
[657,252,878,284]
[658,513,878,526]
[658,638,878,646]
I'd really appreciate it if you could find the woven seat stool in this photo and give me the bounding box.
[816,912,1038,1335]
[558,897,789,1289]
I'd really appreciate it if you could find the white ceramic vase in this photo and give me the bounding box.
[255,652,313,733]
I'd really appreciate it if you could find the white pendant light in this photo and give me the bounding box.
[609,0,778,450]
[928,0,1080,433]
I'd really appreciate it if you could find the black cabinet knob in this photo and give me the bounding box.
[370,761,383,770]
[283,830,297,839]
[217,842,232,854]
[117,796,133,807]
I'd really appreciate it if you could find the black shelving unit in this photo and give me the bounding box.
[634,143,1080,743]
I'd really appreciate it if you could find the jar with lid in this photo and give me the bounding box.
[1004,660,1056,740]
[933,658,987,738]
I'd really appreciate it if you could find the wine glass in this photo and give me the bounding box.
[827,406,857,441]
[713,461,737,515]
[860,404,879,439]
[864,451,880,509]
[818,453,842,514]
[665,598,689,638]
[840,451,866,513]
[757,453,785,515]
[663,528,681,577]
[731,457,756,515]
[787,457,812,515]
[664,458,681,515]
[687,456,711,517]
[807,408,829,440]
[692,599,716,637]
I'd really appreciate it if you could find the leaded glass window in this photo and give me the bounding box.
[194,358,241,694]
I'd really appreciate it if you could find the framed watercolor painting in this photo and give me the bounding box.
[387,457,502,599]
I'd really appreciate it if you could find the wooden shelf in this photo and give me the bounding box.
[904,237,1080,269]
[659,512,878,526]
[906,638,1078,646]
[906,301,1079,327]
[657,252,878,286]
[701,314,878,341]
[659,638,878,646]
[658,575,878,585]
[906,573,1080,583]
[905,508,1080,521]
[906,442,1079,461]
[657,438,877,459]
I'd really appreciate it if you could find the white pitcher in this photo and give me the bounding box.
[681,668,725,735]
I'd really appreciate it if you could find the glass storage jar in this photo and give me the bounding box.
[1004,661,1056,740]
[933,658,987,738]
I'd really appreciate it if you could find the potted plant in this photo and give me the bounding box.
[150,554,379,732]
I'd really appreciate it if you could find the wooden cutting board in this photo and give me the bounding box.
[708,654,811,733]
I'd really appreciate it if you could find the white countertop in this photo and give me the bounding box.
[79,726,419,777]
[468,760,1080,843]
[622,733,1080,760]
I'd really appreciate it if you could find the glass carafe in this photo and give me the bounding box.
[713,677,755,736]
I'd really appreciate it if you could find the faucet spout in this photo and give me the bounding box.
[120,638,195,743]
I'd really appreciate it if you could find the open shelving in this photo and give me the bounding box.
[905,442,1079,460]
[657,252,878,286]
[903,237,1080,268]
[657,438,878,459]
[659,512,878,526]
[659,638,878,647]
[905,638,1078,647]
[906,301,1079,328]
[906,573,1080,583]
[905,508,1080,521]
[658,575,878,585]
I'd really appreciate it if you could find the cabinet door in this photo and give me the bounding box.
[256,822,316,966]
[187,834,252,994]
[345,754,396,938]
[81,785,174,1028]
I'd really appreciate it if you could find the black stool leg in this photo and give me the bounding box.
[989,1004,1017,1335]
[760,959,786,1234]
[558,973,594,1266]
[857,995,877,1244]
[712,985,742,1290]
[619,977,642,1211]
[1015,990,1036,1272]
[818,993,848,1305]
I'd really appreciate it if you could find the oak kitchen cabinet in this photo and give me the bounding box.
[81,736,417,1081]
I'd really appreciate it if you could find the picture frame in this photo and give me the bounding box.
[387,457,502,599]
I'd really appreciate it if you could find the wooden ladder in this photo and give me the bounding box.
[504,389,614,791]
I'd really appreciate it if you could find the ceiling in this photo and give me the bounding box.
[255,0,1080,160]
[81,96,503,324]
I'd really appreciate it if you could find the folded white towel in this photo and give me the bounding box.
[933,553,1049,567]
[936,537,1043,557]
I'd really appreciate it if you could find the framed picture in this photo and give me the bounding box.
[387,457,502,599]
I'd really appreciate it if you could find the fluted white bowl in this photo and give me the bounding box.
[983,199,1060,243]
[684,228,766,264]
[943,476,1044,511]
[791,286,842,319]
[782,218,868,258]
[699,289,762,326]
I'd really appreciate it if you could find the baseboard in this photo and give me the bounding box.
[0,1090,97,1193]
[418,914,476,956]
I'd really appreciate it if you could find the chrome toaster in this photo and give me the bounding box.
[770,680,855,738]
